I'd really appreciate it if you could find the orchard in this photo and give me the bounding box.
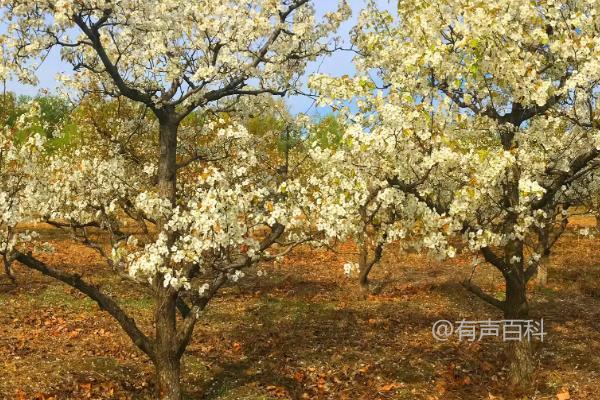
[1,1,599,399]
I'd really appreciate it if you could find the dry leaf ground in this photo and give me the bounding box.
[0,218,598,399]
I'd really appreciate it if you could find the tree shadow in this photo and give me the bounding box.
[193,282,496,399]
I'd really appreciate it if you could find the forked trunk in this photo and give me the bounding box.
[356,229,384,293]
[358,236,372,292]
[358,266,371,292]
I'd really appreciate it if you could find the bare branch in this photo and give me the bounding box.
[461,280,506,311]
[13,251,156,361]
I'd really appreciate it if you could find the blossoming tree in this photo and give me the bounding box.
[0,1,350,398]
[304,112,459,292]
[573,170,600,231]
[311,0,600,388]
[1,104,46,282]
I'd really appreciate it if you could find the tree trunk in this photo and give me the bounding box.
[156,358,181,400]
[536,228,550,287]
[498,159,534,390]
[596,213,600,232]
[536,260,548,286]
[504,275,534,390]
[357,235,371,292]
[504,271,529,319]
[158,117,178,207]
[356,228,385,293]
[358,266,371,292]
[507,339,534,390]
[154,115,183,399]
[155,289,182,400]
[3,259,16,282]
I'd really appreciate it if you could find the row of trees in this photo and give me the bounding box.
[2,0,600,398]
[315,0,600,385]
[1,1,352,398]
[311,0,600,386]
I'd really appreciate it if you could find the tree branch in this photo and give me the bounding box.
[174,272,227,357]
[173,222,286,356]
[534,148,599,210]
[480,247,508,272]
[461,280,506,311]
[72,13,155,107]
[13,251,156,361]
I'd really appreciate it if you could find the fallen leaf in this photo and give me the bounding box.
[378,382,402,392]
[357,364,370,374]
[293,371,305,382]
[79,382,92,392]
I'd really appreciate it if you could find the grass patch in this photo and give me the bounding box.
[121,295,154,310]
[34,286,95,310]
[253,296,335,326]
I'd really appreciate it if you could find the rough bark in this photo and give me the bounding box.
[3,258,16,282]
[536,227,550,287]
[504,262,534,391]
[357,234,384,293]
[502,160,534,390]
[536,261,548,287]
[504,273,529,320]
[153,117,184,400]
[507,339,534,390]
[156,356,182,400]
[154,289,182,400]
[357,234,370,292]
[157,116,178,208]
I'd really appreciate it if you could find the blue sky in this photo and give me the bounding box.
[4,1,395,116]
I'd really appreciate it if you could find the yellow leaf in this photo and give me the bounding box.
[265,201,274,212]
[357,364,370,373]
[378,382,402,392]
[556,389,570,400]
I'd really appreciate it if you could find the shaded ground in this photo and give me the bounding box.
[0,220,599,399]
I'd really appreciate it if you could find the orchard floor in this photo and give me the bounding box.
[0,219,599,400]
